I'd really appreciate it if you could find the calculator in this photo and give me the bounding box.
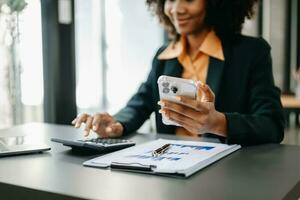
[51,137,135,153]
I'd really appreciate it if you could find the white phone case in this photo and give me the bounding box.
[157,75,197,126]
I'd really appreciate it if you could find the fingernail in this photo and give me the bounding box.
[92,125,97,131]
[75,123,80,128]
[106,127,112,133]
[159,109,165,115]
[196,81,204,87]
[175,96,181,101]
[158,101,165,106]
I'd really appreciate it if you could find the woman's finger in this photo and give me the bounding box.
[159,100,208,120]
[179,121,202,135]
[164,108,202,127]
[196,83,215,102]
[166,110,202,134]
[71,118,77,125]
[106,122,123,138]
[92,113,112,131]
[75,113,89,128]
[84,116,93,137]
[161,97,208,112]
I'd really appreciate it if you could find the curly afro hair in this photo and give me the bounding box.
[146,0,259,42]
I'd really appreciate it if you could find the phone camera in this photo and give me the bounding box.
[162,82,169,87]
[171,86,178,94]
[163,87,170,93]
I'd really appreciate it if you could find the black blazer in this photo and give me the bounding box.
[114,35,285,146]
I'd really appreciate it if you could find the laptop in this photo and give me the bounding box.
[0,132,51,157]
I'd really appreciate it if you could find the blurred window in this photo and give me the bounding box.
[0,0,43,129]
[74,0,163,115]
[19,0,44,122]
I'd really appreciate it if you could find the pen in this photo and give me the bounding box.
[152,143,171,157]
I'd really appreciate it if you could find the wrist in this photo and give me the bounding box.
[211,112,227,137]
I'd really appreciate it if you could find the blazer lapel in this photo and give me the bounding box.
[207,41,231,97]
[206,57,225,97]
[163,59,183,78]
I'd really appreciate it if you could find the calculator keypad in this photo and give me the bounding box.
[80,138,133,146]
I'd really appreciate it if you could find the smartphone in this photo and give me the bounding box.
[157,75,197,126]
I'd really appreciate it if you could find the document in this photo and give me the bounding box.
[83,139,241,178]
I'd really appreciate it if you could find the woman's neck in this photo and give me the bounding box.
[186,28,210,59]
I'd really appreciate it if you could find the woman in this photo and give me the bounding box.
[72,0,284,146]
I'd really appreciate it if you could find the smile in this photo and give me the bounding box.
[176,18,192,25]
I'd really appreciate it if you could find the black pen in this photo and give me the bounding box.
[152,143,171,157]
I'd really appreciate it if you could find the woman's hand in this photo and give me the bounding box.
[158,83,227,137]
[71,113,124,138]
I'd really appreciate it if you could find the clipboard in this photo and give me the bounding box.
[83,139,241,178]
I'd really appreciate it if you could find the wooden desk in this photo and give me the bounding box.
[0,123,300,200]
[281,95,300,126]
